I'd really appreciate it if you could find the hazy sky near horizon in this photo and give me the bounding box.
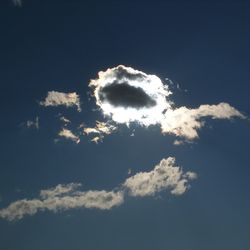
[0,1,250,250]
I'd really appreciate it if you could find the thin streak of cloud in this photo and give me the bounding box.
[0,157,196,221]
[25,116,39,130]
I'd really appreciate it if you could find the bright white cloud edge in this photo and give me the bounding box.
[90,65,245,141]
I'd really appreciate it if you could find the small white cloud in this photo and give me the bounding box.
[40,91,81,112]
[173,140,185,146]
[91,136,103,144]
[83,121,117,143]
[59,115,71,125]
[26,116,39,129]
[58,128,80,143]
[123,157,197,197]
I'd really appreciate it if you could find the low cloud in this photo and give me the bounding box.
[40,91,81,112]
[99,82,156,109]
[58,128,80,143]
[90,65,245,140]
[161,103,245,140]
[58,115,71,125]
[90,65,172,126]
[0,188,124,221]
[123,157,197,196]
[83,121,117,143]
[0,157,196,221]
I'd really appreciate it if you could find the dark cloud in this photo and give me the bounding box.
[114,66,146,81]
[99,82,156,109]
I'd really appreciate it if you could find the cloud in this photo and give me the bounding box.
[40,183,82,199]
[173,140,185,146]
[12,0,22,7]
[59,115,71,125]
[83,121,117,143]
[0,157,196,221]
[123,157,197,197]
[58,128,80,143]
[90,65,172,126]
[90,65,245,140]
[40,91,81,112]
[26,116,39,129]
[161,103,245,140]
[99,82,156,109]
[0,187,124,221]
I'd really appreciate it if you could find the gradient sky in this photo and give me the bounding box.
[0,1,250,250]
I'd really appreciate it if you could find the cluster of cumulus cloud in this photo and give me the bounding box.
[1,65,245,221]
[0,157,197,221]
[37,65,245,144]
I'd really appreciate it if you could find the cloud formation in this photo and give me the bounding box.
[90,65,172,126]
[161,103,245,140]
[0,157,196,221]
[90,65,245,140]
[0,188,124,221]
[83,121,117,143]
[123,157,197,196]
[58,128,80,143]
[40,91,81,112]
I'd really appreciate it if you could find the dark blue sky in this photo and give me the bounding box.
[0,1,250,250]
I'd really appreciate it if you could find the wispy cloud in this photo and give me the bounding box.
[0,188,124,221]
[40,183,82,199]
[83,121,117,143]
[12,0,22,7]
[40,91,81,112]
[25,116,39,130]
[0,157,196,221]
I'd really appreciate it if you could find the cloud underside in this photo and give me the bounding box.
[40,91,81,112]
[89,65,245,141]
[0,157,196,221]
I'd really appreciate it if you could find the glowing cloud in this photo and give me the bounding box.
[90,65,245,140]
[89,65,172,126]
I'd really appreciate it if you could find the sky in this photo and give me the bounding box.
[0,0,250,249]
